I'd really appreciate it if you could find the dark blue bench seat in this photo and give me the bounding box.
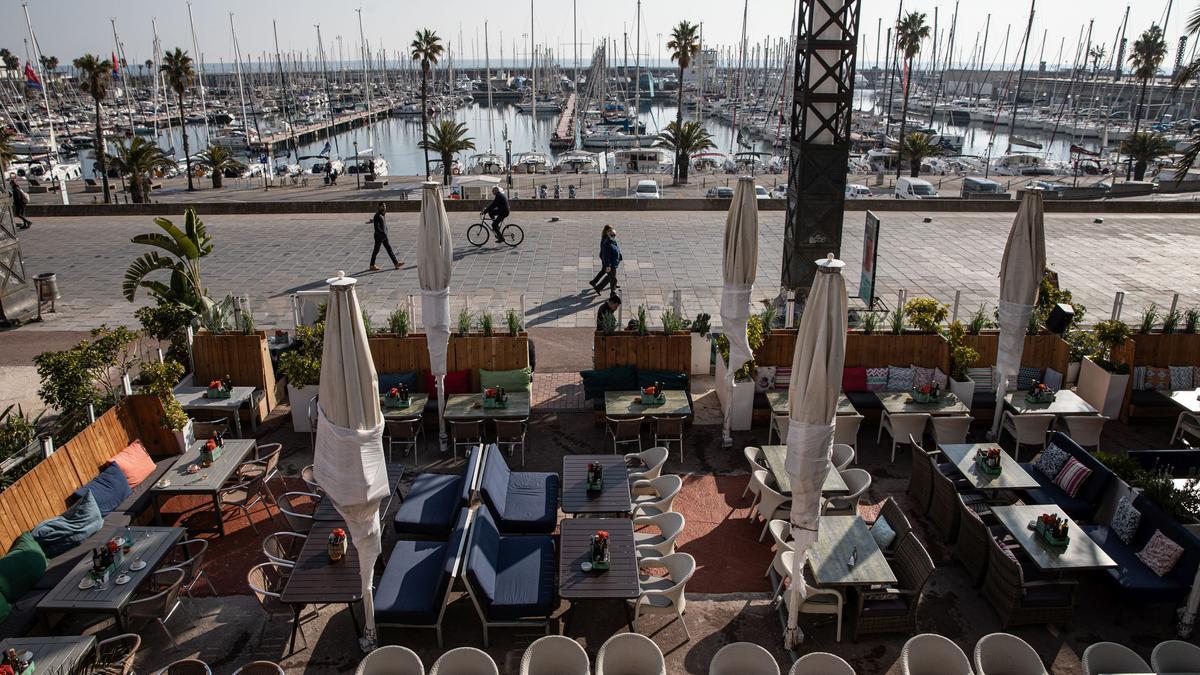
[1018,432,1113,522]
[478,445,558,535]
[393,449,483,537]
[375,508,470,647]
[1083,494,1200,606]
[464,506,555,646]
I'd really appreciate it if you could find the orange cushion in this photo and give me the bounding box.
[109,441,157,488]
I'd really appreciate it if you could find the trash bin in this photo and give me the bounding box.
[33,272,59,302]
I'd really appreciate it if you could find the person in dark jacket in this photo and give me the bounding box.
[367,202,402,270]
[596,294,621,330]
[481,186,510,241]
[9,178,31,229]
[591,225,622,295]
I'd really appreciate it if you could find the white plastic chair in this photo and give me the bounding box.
[900,633,974,675]
[595,633,665,675]
[626,447,670,483]
[834,413,864,453]
[520,635,589,675]
[631,552,695,640]
[358,645,424,675]
[831,443,856,470]
[749,470,791,542]
[765,519,794,596]
[821,468,871,516]
[878,413,931,462]
[779,550,846,642]
[769,413,790,445]
[999,412,1054,461]
[1172,411,1200,446]
[710,642,780,675]
[931,415,973,447]
[1060,414,1107,451]
[974,633,1045,675]
[633,511,686,558]
[789,652,855,675]
[631,474,683,517]
[429,647,498,675]
[743,447,770,502]
[1081,642,1149,675]
[1152,639,1200,673]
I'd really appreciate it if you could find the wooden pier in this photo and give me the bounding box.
[550,93,577,149]
[248,105,400,153]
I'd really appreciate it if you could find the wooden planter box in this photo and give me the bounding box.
[593,332,692,372]
[368,333,530,391]
[1123,333,1200,420]
[959,332,1071,376]
[756,330,950,371]
[192,330,278,423]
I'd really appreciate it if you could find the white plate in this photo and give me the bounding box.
[129,560,147,571]
[114,574,131,585]
[77,577,95,590]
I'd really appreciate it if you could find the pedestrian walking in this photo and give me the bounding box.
[9,177,31,229]
[367,201,403,270]
[590,224,621,295]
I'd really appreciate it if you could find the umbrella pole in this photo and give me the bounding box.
[437,375,448,452]
[722,370,734,447]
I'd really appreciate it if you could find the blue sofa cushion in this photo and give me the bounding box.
[33,490,103,558]
[1084,524,1187,603]
[379,371,419,395]
[1019,462,1095,521]
[490,533,556,621]
[479,447,558,534]
[0,589,46,641]
[636,370,689,391]
[844,391,882,411]
[479,447,512,516]
[1130,389,1173,408]
[467,506,502,613]
[74,464,131,516]
[580,366,638,400]
[393,473,463,537]
[374,539,452,625]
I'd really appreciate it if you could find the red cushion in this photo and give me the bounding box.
[108,441,157,488]
[422,370,472,395]
[842,367,869,393]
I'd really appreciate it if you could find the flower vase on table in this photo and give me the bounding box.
[586,462,604,493]
[327,528,348,562]
[1025,381,1057,404]
[637,382,666,406]
[199,436,223,468]
[205,375,233,399]
[590,530,611,571]
[910,382,943,404]
[1035,513,1070,547]
[383,384,411,409]
[2,648,33,675]
[975,447,1003,476]
[482,386,508,409]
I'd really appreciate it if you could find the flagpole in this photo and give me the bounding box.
[111,19,136,144]
[21,2,67,204]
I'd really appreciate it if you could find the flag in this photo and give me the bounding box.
[23,62,41,90]
[321,141,331,156]
[1070,144,1100,157]
[112,53,121,80]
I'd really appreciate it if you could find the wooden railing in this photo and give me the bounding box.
[192,331,279,422]
[757,331,951,372]
[368,334,531,391]
[593,333,692,373]
[959,333,1071,376]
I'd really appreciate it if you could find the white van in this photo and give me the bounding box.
[894,177,938,199]
[634,180,661,199]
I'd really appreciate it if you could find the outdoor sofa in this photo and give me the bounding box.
[1018,432,1113,522]
[579,365,692,416]
[477,444,558,535]
[393,443,484,538]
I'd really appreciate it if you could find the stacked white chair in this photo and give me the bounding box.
[429,648,498,675]
[520,635,589,675]
[789,652,855,675]
[710,642,780,675]
[900,633,974,675]
[595,633,665,675]
[973,633,1046,675]
[633,512,686,558]
[626,447,670,483]
[357,646,423,675]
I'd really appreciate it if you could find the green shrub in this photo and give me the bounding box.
[477,311,494,337]
[1139,303,1160,334]
[889,305,906,335]
[387,309,411,337]
[636,305,650,336]
[945,321,979,380]
[139,360,190,430]
[1185,308,1200,334]
[34,325,141,439]
[1091,319,1132,373]
[457,308,473,337]
[505,309,523,335]
[690,313,711,335]
[661,307,688,333]
[715,314,767,382]
[904,298,949,333]
[860,310,881,335]
[967,303,993,334]
[599,311,618,335]
[1163,307,1182,334]
[135,300,195,366]
[277,323,324,388]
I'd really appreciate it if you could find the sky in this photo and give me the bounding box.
[0,0,1189,71]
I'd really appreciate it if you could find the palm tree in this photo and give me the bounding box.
[1089,45,1107,79]
[106,137,175,204]
[657,120,715,184]
[898,132,940,177]
[419,120,475,186]
[195,144,245,189]
[1120,131,1174,181]
[893,11,931,179]
[0,50,19,73]
[1130,25,1167,139]
[123,208,213,314]
[143,59,153,85]
[38,55,57,78]
[667,21,700,185]
[73,54,114,204]
[410,29,444,179]
[160,48,196,191]
[0,127,14,179]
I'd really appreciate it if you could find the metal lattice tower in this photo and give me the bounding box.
[0,193,36,325]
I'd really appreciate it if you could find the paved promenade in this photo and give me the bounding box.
[10,209,1200,333]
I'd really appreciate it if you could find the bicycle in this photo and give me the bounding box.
[467,215,524,248]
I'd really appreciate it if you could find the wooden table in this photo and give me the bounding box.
[990,504,1118,572]
[604,390,692,418]
[1165,388,1200,414]
[0,636,96,675]
[443,392,531,420]
[759,445,849,496]
[150,439,256,536]
[765,391,858,416]
[559,518,639,632]
[313,463,405,521]
[1005,390,1098,416]
[878,392,970,416]
[174,386,259,436]
[808,516,897,587]
[281,520,364,653]
[939,443,1041,491]
[381,394,429,418]
[562,455,632,515]
[37,527,185,630]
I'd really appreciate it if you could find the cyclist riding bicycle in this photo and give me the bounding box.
[480,186,510,241]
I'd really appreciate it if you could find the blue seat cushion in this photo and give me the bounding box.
[379,371,419,395]
[74,464,131,516]
[580,366,638,400]
[1019,463,1095,521]
[844,391,882,411]
[1130,389,1173,408]
[479,448,513,516]
[972,391,997,409]
[393,473,463,537]
[374,539,452,625]
[489,535,556,621]
[636,370,689,391]
[1084,525,1186,603]
[498,472,559,535]
[33,490,103,558]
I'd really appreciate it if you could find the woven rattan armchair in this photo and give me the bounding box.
[851,533,935,641]
[871,497,913,559]
[906,442,936,514]
[87,633,140,675]
[982,535,1076,629]
[954,495,996,587]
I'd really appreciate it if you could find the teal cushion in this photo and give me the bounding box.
[0,533,48,602]
[579,365,638,400]
[637,370,689,391]
[480,368,533,394]
[33,490,104,558]
[0,588,10,622]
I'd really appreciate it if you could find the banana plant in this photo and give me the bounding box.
[123,209,214,315]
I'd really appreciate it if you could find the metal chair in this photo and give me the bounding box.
[631,552,696,640]
[232,662,286,675]
[218,474,270,534]
[169,538,215,597]
[262,532,308,566]
[631,474,683,518]
[1172,411,1200,446]
[633,511,686,558]
[831,443,856,470]
[248,562,312,649]
[626,446,670,483]
[710,642,780,675]
[899,633,973,675]
[595,633,665,675]
[520,635,589,675]
[606,416,645,454]
[299,464,321,493]
[357,645,424,675]
[789,652,855,675]
[779,550,846,642]
[448,419,485,460]
[154,660,211,675]
[1081,643,1150,675]
[239,443,284,502]
[998,412,1055,461]
[276,492,318,535]
[125,567,186,648]
[930,415,973,447]
[834,413,864,454]
[822,468,871,516]
[878,412,931,463]
[88,633,140,675]
[429,648,498,675]
[385,417,424,464]
[1152,639,1200,674]
[494,418,529,466]
[1060,414,1107,451]
[652,416,685,462]
[974,632,1046,675]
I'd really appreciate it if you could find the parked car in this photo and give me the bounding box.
[771,184,787,199]
[706,186,735,198]
[635,180,661,199]
[845,183,871,198]
[960,176,1005,198]
[755,185,770,200]
[895,177,938,199]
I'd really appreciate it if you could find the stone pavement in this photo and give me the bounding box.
[9,210,1200,336]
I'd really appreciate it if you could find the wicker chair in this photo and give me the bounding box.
[710,642,780,675]
[384,417,424,464]
[930,415,973,447]
[232,662,287,675]
[125,568,186,648]
[248,562,315,649]
[779,551,846,642]
[633,511,686,558]
[954,495,996,587]
[88,633,140,675]
[631,552,695,640]
[299,464,320,493]
[217,474,270,534]
[871,497,913,558]
[1172,411,1200,446]
[520,635,589,675]
[430,647,498,675]
[928,462,986,544]
[831,443,856,470]
[834,413,864,453]
[789,652,855,675]
[877,412,931,462]
[631,474,684,517]
[851,533,935,641]
[822,468,871,516]
[899,633,973,675]
[1081,643,1150,675]
[357,645,424,675]
[748,471,791,541]
[235,443,283,503]
[998,412,1054,461]
[974,632,1046,675]
[906,439,938,514]
[982,536,1076,629]
[191,417,229,440]
[1151,639,1200,674]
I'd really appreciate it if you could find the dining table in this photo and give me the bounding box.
[878,391,970,416]
[559,518,639,632]
[380,393,429,419]
[0,636,96,675]
[443,392,531,421]
[604,390,692,418]
[1164,388,1200,414]
[149,438,257,536]
[990,504,1118,572]
[1005,390,1098,416]
[765,391,858,416]
[561,455,632,515]
[173,385,259,437]
[759,445,850,496]
[938,443,1041,491]
[807,516,897,587]
[280,520,364,654]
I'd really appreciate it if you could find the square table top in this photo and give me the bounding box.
[604,390,692,418]
[313,463,406,521]
[150,439,256,494]
[939,443,1041,491]
[38,527,185,614]
[808,516,897,587]
[1005,389,1098,416]
[759,445,849,496]
[1166,388,1200,414]
[174,386,257,409]
[990,504,1118,571]
[764,391,858,416]
[281,520,363,605]
[878,391,970,416]
[381,393,429,418]
[0,636,96,675]
[559,518,640,600]
[443,392,531,421]
[562,455,632,514]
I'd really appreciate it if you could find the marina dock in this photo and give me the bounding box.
[550,93,577,149]
[248,105,404,152]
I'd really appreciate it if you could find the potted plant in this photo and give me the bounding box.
[278,322,324,432]
[386,308,412,337]
[714,313,766,431]
[1064,330,1097,387]
[689,312,711,375]
[946,320,980,406]
[905,298,949,334]
[1078,319,1132,418]
[140,359,193,452]
[505,309,524,336]
[966,304,994,335]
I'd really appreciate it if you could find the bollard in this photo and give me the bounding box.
[1111,292,1125,321]
[951,290,961,323]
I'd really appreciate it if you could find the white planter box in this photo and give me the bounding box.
[689,333,711,375]
[715,356,755,431]
[1077,357,1130,419]
[949,377,976,409]
[288,383,317,433]
[171,420,195,454]
[1065,361,1081,387]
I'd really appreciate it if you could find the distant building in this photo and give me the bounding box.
[684,48,717,86]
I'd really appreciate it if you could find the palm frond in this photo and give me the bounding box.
[123,252,180,302]
[153,216,201,259]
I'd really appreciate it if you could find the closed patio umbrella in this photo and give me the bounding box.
[990,189,1046,439]
[313,271,389,652]
[784,254,848,649]
[419,181,454,449]
[719,175,759,445]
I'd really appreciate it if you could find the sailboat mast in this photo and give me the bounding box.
[21,2,66,203]
[315,24,338,156]
[272,20,297,160]
[111,19,136,140]
[696,22,704,123]
[1004,0,1036,154]
[186,1,210,142]
[531,0,537,120]
[357,8,373,149]
[633,0,641,148]
[230,14,251,145]
[731,0,748,154]
[151,17,161,141]
[486,21,495,150]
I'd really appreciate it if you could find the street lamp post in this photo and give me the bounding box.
[505,139,513,190]
[353,140,360,189]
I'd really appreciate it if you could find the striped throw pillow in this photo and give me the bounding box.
[774,367,792,390]
[966,367,993,391]
[1133,366,1147,390]
[866,367,888,392]
[1053,457,1092,498]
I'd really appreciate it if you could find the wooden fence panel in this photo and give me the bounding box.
[961,333,1069,375]
[592,334,691,372]
[369,335,433,375]
[1131,334,1200,367]
[369,335,529,391]
[192,331,278,421]
[123,395,178,457]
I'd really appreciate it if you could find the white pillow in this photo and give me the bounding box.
[754,366,776,394]
[870,515,898,550]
